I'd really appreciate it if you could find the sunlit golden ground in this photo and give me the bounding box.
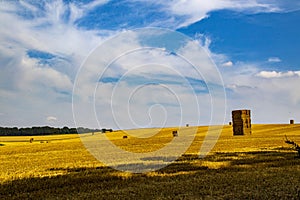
[0,124,300,199]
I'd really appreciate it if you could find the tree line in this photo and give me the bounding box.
[0,126,101,136]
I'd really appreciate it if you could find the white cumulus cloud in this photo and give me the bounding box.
[0,0,112,127]
[256,70,300,78]
[46,116,57,122]
[139,0,283,28]
[268,57,281,63]
[221,64,300,124]
[222,61,233,67]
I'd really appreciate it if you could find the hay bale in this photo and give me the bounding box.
[232,109,251,136]
[101,128,113,133]
[172,130,178,137]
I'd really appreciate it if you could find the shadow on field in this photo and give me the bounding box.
[140,156,178,162]
[1,151,300,199]
[204,150,300,168]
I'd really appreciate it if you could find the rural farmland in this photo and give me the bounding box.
[1,1,299,199]
[0,124,300,199]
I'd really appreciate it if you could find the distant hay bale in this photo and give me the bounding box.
[123,135,128,139]
[172,130,178,137]
[101,128,113,133]
[232,109,251,136]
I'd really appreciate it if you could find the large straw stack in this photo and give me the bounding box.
[232,110,251,135]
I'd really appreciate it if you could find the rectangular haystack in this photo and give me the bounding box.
[232,109,251,136]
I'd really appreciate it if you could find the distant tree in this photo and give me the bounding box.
[0,126,101,136]
[62,126,70,134]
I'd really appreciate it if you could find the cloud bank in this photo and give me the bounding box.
[0,0,299,128]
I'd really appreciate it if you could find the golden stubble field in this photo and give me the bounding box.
[0,124,300,199]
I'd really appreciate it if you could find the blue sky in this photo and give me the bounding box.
[0,0,299,128]
[179,10,300,69]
